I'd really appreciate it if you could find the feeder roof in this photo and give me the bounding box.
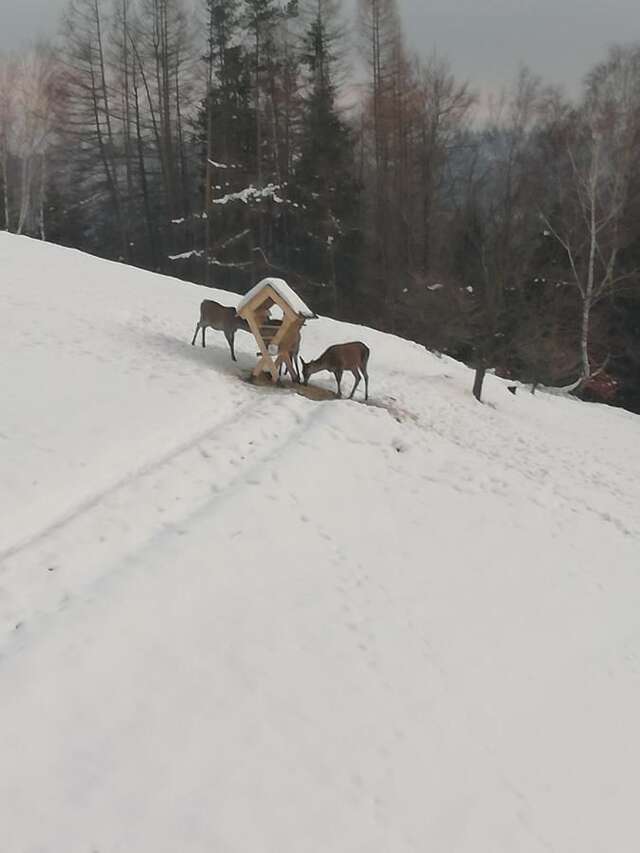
[237,277,315,319]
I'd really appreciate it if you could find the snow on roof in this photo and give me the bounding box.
[237,277,315,318]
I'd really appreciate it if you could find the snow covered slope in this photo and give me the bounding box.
[2,232,640,853]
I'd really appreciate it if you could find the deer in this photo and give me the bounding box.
[301,342,370,400]
[277,319,303,383]
[190,299,250,361]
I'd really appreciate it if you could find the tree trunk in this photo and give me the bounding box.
[204,5,214,286]
[204,94,213,286]
[473,365,486,402]
[581,137,598,379]
[132,61,157,268]
[580,297,591,380]
[151,0,175,225]
[1,145,9,231]
[16,155,31,235]
[39,152,46,240]
[161,0,175,217]
[94,0,128,261]
[253,23,265,248]
[255,27,262,189]
[174,57,190,236]
[122,0,135,258]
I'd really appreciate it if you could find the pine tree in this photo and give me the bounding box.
[292,0,360,314]
[242,0,281,191]
[203,0,242,283]
[357,0,403,325]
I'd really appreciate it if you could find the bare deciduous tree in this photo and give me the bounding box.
[542,45,640,380]
[0,47,57,237]
[0,53,19,231]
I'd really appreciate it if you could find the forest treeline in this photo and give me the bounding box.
[1,0,639,408]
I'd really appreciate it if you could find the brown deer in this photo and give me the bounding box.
[301,342,370,400]
[277,320,303,383]
[190,300,250,361]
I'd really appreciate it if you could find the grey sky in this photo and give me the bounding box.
[0,0,637,96]
[0,0,63,50]
[402,0,639,96]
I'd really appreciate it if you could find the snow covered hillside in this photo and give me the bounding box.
[2,232,640,853]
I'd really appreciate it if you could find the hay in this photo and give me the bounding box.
[242,372,337,402]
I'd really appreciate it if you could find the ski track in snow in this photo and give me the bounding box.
[2,234,640,853]
[0,397,260,564]
[0,390,331,648]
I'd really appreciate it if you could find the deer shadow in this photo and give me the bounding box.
[132,326,257,378]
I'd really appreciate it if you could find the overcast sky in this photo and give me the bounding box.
[0,0,637,96]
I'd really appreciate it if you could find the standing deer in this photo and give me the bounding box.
[277,319,303,383]
[301,342,370,400]
[191,300,250,361]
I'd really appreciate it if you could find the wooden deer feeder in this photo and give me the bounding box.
[237,277,315,382]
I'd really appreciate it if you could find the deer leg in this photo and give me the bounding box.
[275,357,284,385]
[289,354,299,383]
[191,323,200,346]
[201,325,206,348]
[335,369,343,397]
[349,369,361,399]
[226,330,237,361]
[362,364,369,400]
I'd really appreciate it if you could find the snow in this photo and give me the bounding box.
[207,158,240,169]
[171,212,207,223]
[237,276,315,318]
[2,232,640,852]
[168,249,202,260]
[211,183,284,206]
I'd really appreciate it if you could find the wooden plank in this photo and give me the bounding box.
[238,284,282,320]
[253,353,278,382]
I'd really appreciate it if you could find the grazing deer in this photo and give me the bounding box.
[301,342,370,400]
[190,300,250,361]
[277,320,303,383]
